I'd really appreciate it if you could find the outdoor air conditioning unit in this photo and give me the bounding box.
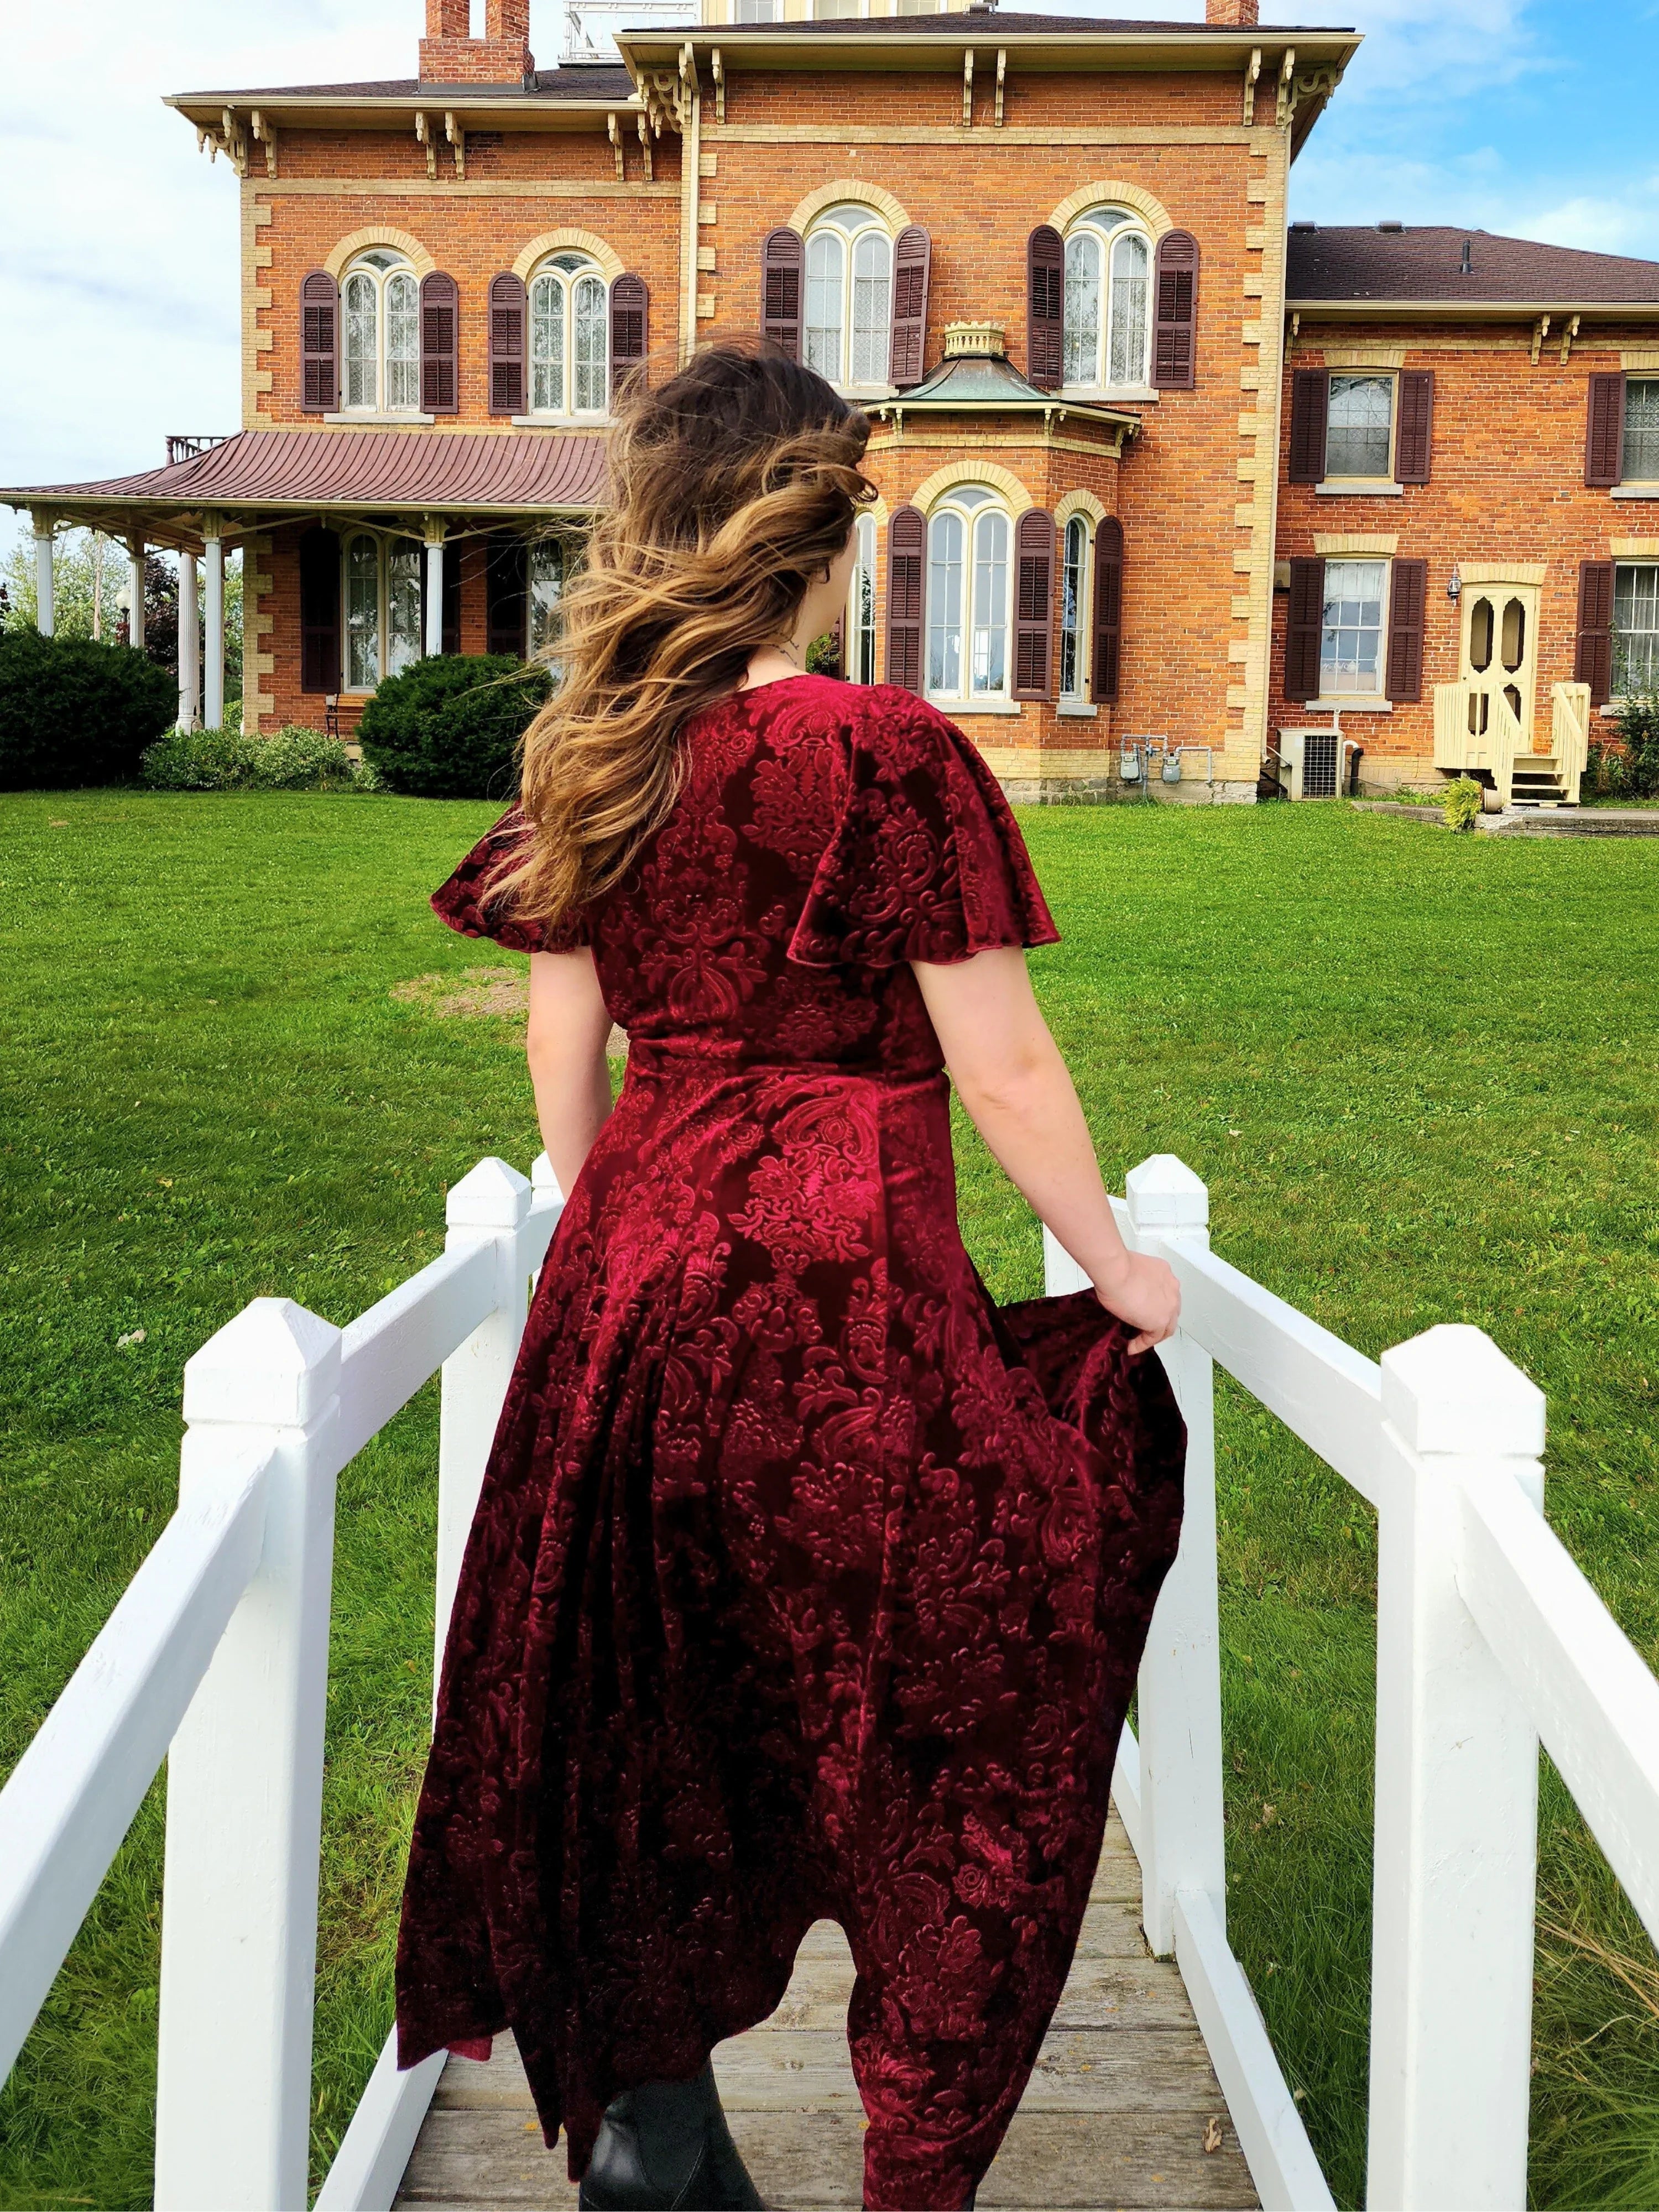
[1277,726,1343,800]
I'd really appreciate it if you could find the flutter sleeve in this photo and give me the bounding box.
[787,691,1060,969]
[429,806,588,954]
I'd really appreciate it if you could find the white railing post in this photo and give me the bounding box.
[155,1297,345,2212]
[1122,1154,1225,1955]
[1368,1323,1546,2212]
[435,1159,533,1692]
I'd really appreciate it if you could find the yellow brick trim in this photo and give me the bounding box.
[1319,345,1407,371]
[1611,537,1659,557]
[1620,349,1659,372]
[1046,179,1172,239]
[513,229,625,283]
[1456,561,1547,586]
[1314,532,1400,555]
[788,178,911,239]
[912,457,1035,510]
[324,225,436,280]
[1053,488,1108,528]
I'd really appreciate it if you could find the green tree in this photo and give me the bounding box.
[2,526,242,708]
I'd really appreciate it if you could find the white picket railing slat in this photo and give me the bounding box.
[336,1239,497,1465]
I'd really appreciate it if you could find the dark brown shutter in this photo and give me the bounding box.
[886,505,925,695]
[610,272,649,398]
[299,526,341,693]
[1284,556,1325,702]
[890,226,931,389]
[486,533,528,659]
[1386,559,1428,701]
[1395,369,1434,485]
[1586,373,1626,487]
[1091,516,1124,704]
[762,227,805,362]
[420,272,460,415]
[301,270,337,414]
[442,540,462,656]
[488,272,526,417]
[1013,508,1056,700]
[1152,230,1199,391]
[1026,225,1063,392]
[1288,369,1329,484]
[1575,560,1616,702]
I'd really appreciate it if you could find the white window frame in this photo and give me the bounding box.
[1623,380,1659,487]
[527,253,611,421]
[1317,555,1391,703]
[847,512,878,682]
[340,252,421,417]
[926,487,1013,707]
[732,0,782,20]
[803,204,894,395]
[1324,371,1398,484]
[1614,560,1659,693]
[1060,207,1153,395]
[342,529,425,694]
[1058,513,1091,701]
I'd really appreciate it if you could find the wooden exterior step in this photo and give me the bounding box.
[393,1814,1260,2212]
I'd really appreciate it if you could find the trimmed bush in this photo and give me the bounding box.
[1443,775,1484,833]
[0,628,178,789]
[142,724,361,792]
[247,726,355,790]
[140,727,254,790]
[355,653,550,800]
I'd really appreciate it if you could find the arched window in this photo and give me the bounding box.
[847,512,878,682]
[1062,208,1151,390]
[1058,514,1089,697]
[341,252,421,414]
[529,253,611,417]
[927,486,1010,702]
[804,204,894,390]
[343,531,424,690]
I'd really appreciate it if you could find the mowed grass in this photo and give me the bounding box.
[1,789,1656,2210]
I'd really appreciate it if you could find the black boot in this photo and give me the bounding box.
[578,2060,764,2210]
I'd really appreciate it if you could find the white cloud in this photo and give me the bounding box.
[1261,0,1540,98]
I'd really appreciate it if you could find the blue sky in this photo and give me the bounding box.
[3,0,1659,497]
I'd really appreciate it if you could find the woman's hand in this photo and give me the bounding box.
[1091,1249,1181,1357]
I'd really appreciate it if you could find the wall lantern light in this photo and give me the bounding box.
[1447,565,1463,602]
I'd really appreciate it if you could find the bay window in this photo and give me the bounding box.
[927,487,1010,702]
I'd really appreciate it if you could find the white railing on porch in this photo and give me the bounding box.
[1,1151,1656,2210]
[1432,679,1590,807]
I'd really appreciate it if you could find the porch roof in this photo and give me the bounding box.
[3,429,608,551]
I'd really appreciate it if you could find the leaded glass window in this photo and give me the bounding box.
[1326,374,1395,479]
[804,205,891,390]
[1059,515,1087,697]
[341,252,419,414]
[1061,207,1149,389]
[1623,381,1659,483]
[529,254,609,417]
[346,533,380,689]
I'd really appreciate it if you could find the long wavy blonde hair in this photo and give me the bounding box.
[492,341,875,937]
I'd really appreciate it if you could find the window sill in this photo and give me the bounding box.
[930,697,1024,716]
[1610,483,1659,499]
[1314,481,1404,498]
[1298,697,1394,714]
[511,413,612,429]
[838,384,899,402]
[1061,384,1160,404]
[1056,700,1099,718]
[323,411,436,427]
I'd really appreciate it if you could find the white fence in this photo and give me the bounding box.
[1,1150,1657,2210]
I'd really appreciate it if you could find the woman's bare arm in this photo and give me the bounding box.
[525,948,615,1197]
[910,948,1179,1355]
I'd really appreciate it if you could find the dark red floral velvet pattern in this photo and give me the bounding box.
[395,677,1185,2211]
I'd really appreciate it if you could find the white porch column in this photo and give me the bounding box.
[177,554,200,731]
[32,512,55,637]
[203,519,226,730]
[127,537,147,652]
[424,521,446,658]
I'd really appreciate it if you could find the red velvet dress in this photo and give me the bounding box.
[395,676,1185,2211]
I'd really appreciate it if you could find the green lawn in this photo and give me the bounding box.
[1,789,1656,2210]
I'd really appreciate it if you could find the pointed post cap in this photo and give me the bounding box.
[183,1296,342,1427]
[446,1155,533,1230]
[1381,1323,1545,1457]
[1125,1154,1209,1233]
[530,1151,565,1203]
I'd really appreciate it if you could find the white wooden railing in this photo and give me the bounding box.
[1046,1155,1659,2212]
[1551,680,1592,803]
[3,1150,1657,2211]
[1433,679,1591,807]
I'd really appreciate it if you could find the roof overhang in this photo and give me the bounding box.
[1289,298,1659,321]
[164,86,636,138]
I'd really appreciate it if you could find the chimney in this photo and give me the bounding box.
[420,0,534,86]
[1206,0,1260,23]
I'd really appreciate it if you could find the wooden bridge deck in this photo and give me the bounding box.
[394,1813,1258,2211]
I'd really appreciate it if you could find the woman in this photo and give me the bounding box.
[395,343,1186,2212]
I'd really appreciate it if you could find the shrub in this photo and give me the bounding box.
[1609,688,1659,799]
[140,727,254,790]
[355,653,551,800]
[142,724,362,792]
[1443,776,1484,833]
[0,628,177,789]
[246,726,354,790]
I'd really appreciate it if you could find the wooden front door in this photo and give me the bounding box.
[1459,581,1541,749]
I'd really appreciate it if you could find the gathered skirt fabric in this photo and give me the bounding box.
[395,678,1186,2210]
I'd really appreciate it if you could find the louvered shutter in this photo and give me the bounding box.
[489,272,527,417]
[1091,517,1124,705]
[1026,226,1063,392]
[1586,373,1626,487]
[1385,559,1428,701]
[889,226,932,390]
[1575,560,1616,702]
[420,272,460,415]
[486,533,528,659]
[1152,231,1199,391]
[886,505,925,695]
[299,527,341,693]
[301,270,337,414]
[610,272,649,399]
[1284,557,1325,702]
[1395,370,1434,485]
[1012,508,1056,700]
[1288,370,1329,484]
[762,228,805,362]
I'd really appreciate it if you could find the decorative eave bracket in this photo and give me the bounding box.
[445,111,466,179]
[711,47,725,124]
[250,108,278,177]
[1243,46,1261,126]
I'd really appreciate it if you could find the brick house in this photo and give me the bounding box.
[9,0,1659,804]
